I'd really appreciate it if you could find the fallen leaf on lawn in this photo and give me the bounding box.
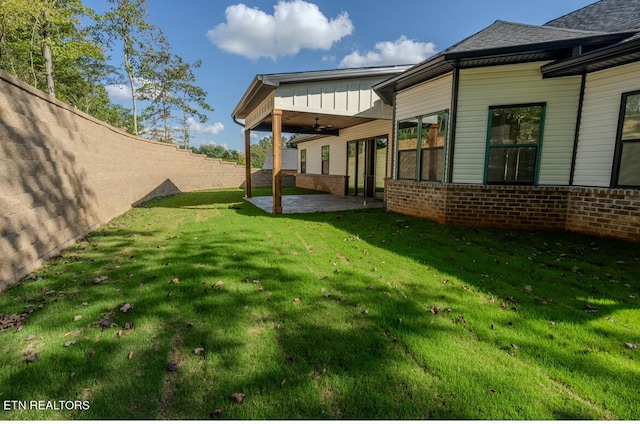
[584,304,598,313]
[116,330,123,338]
[293,298,300,303]
[524,285,532,293]
[26,353,40,363]
[430,305,440,315]
[63,331,73,338]
[120,303,133,313]
[166,362,178,372]
[511,343,520,350]
[488,389,497,394]
[171,278,180,284]
[214,281,224,290]
[194,348,205,355]
[128,351,134,360]
[74,315,82,321]
[230,393,245,404]
[625,343,638,349]
[209,409,223,418]
[93,276,108,284]
[124,322,134,330]
[490,324,495,330]
[26,334,36,341]
[64,340,76,347]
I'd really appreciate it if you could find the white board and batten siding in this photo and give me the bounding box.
[275,77,393,119]
[297,120,394,175]
[453,62,582,185]
[395,73,454,121]
[573,61,640,187]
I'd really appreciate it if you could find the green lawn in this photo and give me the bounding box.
[0,188,638,419]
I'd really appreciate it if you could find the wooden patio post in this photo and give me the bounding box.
[272,109,283,214]
[244,128,252,198]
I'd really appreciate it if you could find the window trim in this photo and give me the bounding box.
[483,102,546,185]
[395,109,449,182]
[321,145,329,175]
[300,149,306,174]
[611,90,640,188]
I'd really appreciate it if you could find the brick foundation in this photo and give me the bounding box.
[385,180,640,242]
[296,174,346,196]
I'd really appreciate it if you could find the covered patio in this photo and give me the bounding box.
[232,66,411,214]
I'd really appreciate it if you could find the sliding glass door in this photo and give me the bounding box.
[346,136,387,199]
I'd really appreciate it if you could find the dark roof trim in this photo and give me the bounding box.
[373,30,636,104]
[444,32,634,62]
[541,36,640,77]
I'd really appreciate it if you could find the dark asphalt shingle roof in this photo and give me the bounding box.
[545,0,640,32]
[442,20,609,54]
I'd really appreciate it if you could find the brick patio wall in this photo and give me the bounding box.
[385,180,639,242]
[0,69,266,290]
[296,174,346,195]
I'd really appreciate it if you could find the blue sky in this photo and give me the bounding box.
[83,0,597,151]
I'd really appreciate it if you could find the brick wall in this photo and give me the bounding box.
[385,180,639,242]
[385,180,447,223]
[444,185,568,230]
[296,174,346,195]
[566,187,640,241]
[0,69,266,290]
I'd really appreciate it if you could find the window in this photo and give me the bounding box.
[321,145,329,175]
[397,119,419,180]
[396,111,448,181]
[485,104,545,185]
[300,149,306,174]
[613,91,640,187]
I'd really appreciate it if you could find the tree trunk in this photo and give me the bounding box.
[41,11,55,97]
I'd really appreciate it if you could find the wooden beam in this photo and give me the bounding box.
[244,128,252,198]
[272,109,283,214]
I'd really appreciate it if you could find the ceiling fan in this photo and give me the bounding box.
[313,117,332,132]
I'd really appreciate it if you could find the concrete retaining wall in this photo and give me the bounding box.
[0,69,264,290]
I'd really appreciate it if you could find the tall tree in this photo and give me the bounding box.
[98,0,159,135]
[138,39,213,147]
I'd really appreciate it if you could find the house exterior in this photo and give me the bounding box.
[371,0,640,241]
[232,66,411,211]
[232,0,639,241]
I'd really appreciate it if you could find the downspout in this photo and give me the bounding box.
[569,73,587,186]
[447,67,460,184]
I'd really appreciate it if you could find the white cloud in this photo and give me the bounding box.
[105,84,132,101]
[339,36,437,68]
[187,117,224,136]
[207,0,353,60]
[104,78,155,102]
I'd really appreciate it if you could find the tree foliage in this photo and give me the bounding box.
[0,0,213,145]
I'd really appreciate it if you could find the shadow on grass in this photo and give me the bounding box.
[0,189,638,419]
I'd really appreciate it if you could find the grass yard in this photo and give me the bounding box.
[0,188,638,420]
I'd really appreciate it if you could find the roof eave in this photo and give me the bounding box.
[231,75,278,120]
[541,37,640,77]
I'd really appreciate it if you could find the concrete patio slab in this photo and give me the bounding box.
[245,194,385,214]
